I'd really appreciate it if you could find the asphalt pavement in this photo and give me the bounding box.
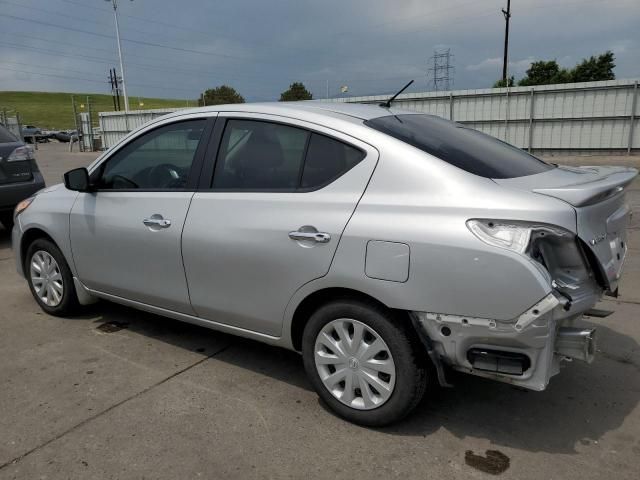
[0,142,638,479]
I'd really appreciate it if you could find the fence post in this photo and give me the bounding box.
[87,96,94,152]
[628,81,638,155]
[16,112,23,141]
[504,87,510,143]
[528,88,535,152]
[449,92,454,121]
[71,96,80,152]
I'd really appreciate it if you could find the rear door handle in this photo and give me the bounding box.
[288,230,331,243]
[143,214,171,229]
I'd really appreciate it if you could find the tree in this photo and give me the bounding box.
[491,52,616,88]
[279,82,313,101]
[199,85,244,106]
[493,76,514,88]
[518,60,570,86]
[570,51,615,82]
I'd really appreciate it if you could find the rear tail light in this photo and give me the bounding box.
[7,145,35,162]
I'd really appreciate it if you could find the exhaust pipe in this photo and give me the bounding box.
[555,327,596,363]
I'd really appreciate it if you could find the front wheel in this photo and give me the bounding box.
[302,299,428,426]
[25,238,79,316]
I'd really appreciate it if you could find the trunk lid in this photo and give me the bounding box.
[0,142,34,185]
[495,165,638,293]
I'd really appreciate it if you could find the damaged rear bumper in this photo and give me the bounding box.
[413,290,601,391]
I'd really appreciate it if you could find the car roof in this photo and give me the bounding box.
[169,101,421,122]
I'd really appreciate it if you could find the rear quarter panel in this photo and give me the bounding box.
[283,136,577,343]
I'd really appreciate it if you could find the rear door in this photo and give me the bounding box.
[182,113,378,336]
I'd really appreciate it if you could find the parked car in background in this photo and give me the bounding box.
[53,130,80,143]
[21,125,42,143]
[11,102,637,425]
[0,123,45,229]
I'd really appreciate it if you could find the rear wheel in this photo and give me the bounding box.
[302,299,428,426]
[25,238,79,316]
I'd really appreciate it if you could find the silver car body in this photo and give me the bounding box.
[12,102,637,391]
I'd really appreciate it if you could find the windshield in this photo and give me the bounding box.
[365,114,554,179]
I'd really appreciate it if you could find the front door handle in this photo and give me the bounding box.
[143,214,171,229]
[289,229,331,243]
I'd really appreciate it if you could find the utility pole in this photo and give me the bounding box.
[502,0,511,84]
[106,0,130,111]
[108,69,117,111]
[113,68,121,111]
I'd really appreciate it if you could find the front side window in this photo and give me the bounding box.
[365,114,554,179]
[212,119,365,191]
[97,120,205,190]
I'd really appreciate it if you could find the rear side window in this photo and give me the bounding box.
[0,124,18,143]
[364,114,553,179]
[212,119,365,191]
[301,134,365,189]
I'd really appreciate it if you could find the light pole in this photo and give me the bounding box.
[105,0,130,111]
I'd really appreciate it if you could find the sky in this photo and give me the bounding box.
[0,0,639,102]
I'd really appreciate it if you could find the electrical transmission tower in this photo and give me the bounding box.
[427,49,454,91]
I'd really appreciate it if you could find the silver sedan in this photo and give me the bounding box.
[12,102,637,426]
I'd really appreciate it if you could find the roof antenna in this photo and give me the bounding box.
[379,80,414,108]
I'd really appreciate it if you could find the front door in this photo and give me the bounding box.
[70,118,211,314]
[182,115,378,336]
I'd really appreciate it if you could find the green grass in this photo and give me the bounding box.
[0,91,194,130]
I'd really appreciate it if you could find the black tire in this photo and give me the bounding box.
[302,299,428,427]
[0,212,13,231]
[25,238,79,316]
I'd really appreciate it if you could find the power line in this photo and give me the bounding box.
[0,41,282,91]
[0,65,107,85]
[0,64,203,95]
[0,37,422,92]
[0,0,111,28]
[0,13,254,61]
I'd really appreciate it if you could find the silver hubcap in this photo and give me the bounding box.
[30,250,64,307]
[314,318,396,410]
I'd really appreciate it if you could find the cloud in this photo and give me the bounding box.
[0,0,638,100]
[466,57,534,73]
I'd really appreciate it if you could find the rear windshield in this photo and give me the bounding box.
[364,114,554,179]
[0,124,18,143]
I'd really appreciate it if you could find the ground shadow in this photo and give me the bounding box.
[0,226,11,252]
[386,323,639,453]
[5,220,639,455]
[78,300,640,455]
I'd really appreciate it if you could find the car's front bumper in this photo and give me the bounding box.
[12,215,25,277]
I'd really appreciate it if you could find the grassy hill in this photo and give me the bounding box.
[0,91,193,129]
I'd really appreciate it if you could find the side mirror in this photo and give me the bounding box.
[64,167,91,192]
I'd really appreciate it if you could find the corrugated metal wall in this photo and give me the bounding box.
[99,108,184,149]
[331,79,639,154]
[98,80,639,153]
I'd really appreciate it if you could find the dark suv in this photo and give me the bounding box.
[0,123,45,229]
